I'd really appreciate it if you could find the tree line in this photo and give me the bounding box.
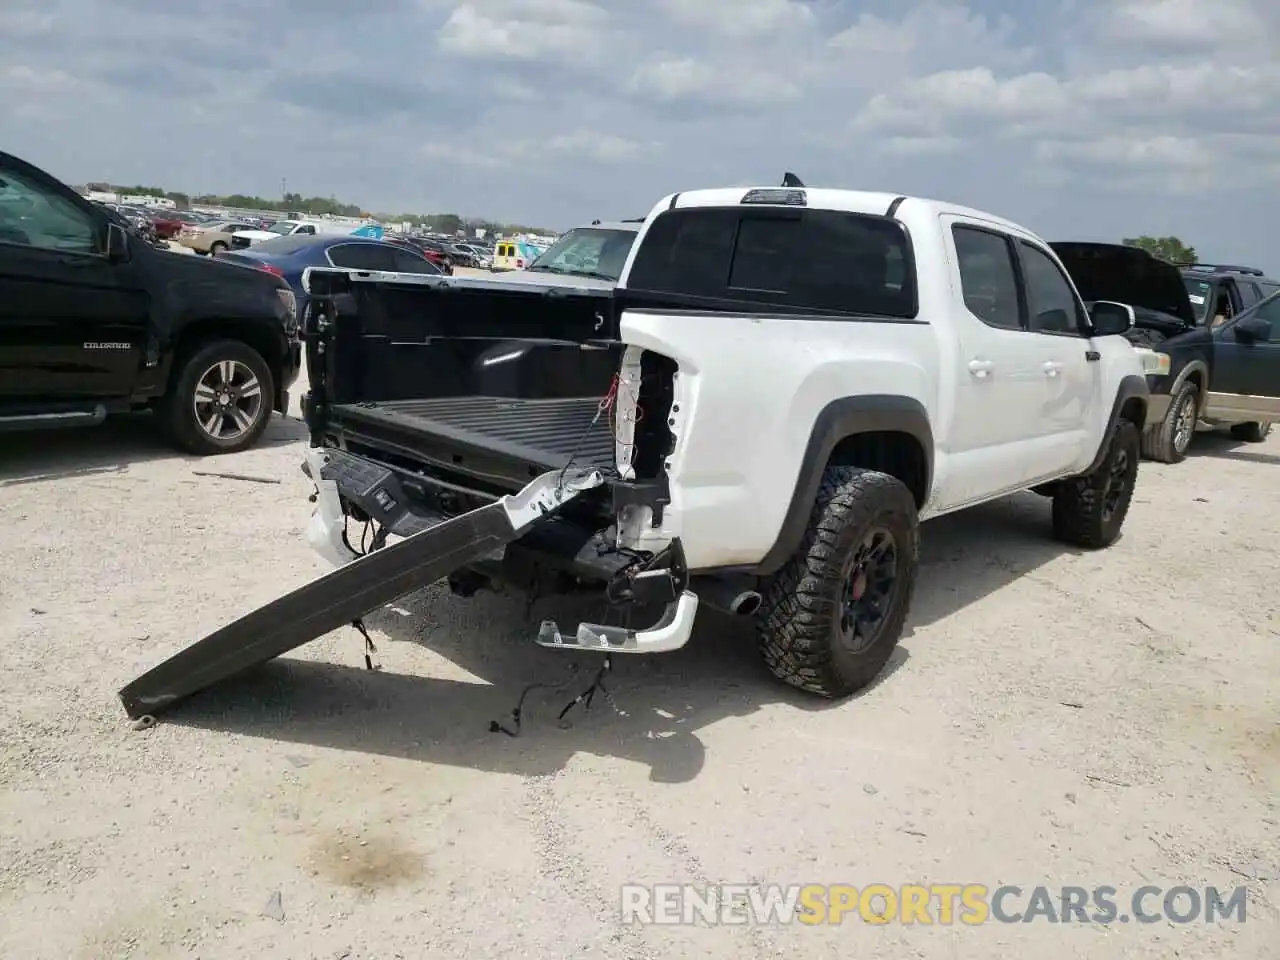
[1121,236,1197,264]
[82,184,552,237]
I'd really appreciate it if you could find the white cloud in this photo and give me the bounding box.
[653,0,815,39]
[0,0,1276,268]
[437,0,611,61]
[1096,0,1266,47]
[628,58,803,106]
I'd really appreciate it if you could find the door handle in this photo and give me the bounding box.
[1042,361,1063,377]
[968,359,994,378]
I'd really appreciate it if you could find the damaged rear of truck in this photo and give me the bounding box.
[300,266,705,634]
[120,184,946,719]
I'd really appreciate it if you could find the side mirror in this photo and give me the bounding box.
[1089,300,1136,336]
[1233,314,1270,343]
[105,222,129,262]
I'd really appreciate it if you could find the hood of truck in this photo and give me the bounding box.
[494,269,616,291]
[1051,242,1196,328]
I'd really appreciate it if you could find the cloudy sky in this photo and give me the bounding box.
[2,0,1277,265]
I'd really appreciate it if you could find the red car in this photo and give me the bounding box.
[384,235,454,274]
[150,212,199,240]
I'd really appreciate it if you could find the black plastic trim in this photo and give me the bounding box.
[885,196,907,217]
[118,492,530,718]
[1081,374,1149,475]
[751,394,933,577]
[618,301,928,324]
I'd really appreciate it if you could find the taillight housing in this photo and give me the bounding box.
[259,263,284,277]
[516,259,524,268]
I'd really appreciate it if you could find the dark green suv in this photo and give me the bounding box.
[1180,264,1280,329]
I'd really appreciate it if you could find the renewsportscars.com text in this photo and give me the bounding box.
[620,883,1249,926]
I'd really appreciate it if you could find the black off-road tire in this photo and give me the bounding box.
[1229,421,1271,443]
[1141,381,1198,463]
[1052,419,1140,549]
[757,467,919,698]
[162,339,275,456]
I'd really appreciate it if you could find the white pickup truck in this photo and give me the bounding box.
[118,183,1151,719]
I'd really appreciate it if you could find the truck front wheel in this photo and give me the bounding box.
[1051,418,1140,549]
[757,467,919,698]
[163,340,275,455]
[1141,381,1198,463]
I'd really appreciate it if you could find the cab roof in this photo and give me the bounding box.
[656,187,1035,238]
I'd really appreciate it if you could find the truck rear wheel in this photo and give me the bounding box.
[1141,381,1197,463]
[757,467,919,698]
[1051,418,1140,549]
[163,339,275,455]
[1229,421,1271,443]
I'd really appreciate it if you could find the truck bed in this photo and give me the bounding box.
[330,396,615,474]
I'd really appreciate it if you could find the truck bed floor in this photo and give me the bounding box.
[332,396,615,471]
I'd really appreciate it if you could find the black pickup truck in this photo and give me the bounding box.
[0,151,301,454]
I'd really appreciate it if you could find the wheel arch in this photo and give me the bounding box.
[1172,359,1209,413]
[751,395,933,577]
[1081,374,1148,476]
[162,317,284,403]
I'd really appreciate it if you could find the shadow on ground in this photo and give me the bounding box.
[1187,431,1280,467]
[165,491,1075,783]
[0,413,308,485]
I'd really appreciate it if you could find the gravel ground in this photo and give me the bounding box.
[0,392,1276,959]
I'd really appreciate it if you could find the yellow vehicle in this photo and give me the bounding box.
[490,239,541,272]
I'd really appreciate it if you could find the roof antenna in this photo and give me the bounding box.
[781,172,805,188]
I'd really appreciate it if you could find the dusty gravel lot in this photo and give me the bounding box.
[1,392,1276,959]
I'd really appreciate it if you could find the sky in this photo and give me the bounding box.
[1,0,1277,268]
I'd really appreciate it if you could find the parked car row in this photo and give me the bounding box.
[4,150,1276,473]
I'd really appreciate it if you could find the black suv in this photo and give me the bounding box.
[1049,244,1279,462]
[1180,263,1280,331]
[0,151,301,455]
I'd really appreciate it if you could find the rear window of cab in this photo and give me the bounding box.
[626,206,917,318]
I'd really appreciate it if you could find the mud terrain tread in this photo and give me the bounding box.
[1051,418,1140,549]
[758,467,919,698]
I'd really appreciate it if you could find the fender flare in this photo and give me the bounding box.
[1168,359,1210,413]
[1082,374,1149,475]
[752,395,933,577]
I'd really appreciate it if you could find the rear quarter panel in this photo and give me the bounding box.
[618,310,939,569]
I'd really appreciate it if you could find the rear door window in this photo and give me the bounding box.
[627,206,917,318]
[952,226,1021,330]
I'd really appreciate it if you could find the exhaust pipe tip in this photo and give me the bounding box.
[729,591,762,617]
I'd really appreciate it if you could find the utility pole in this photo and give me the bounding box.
[281,177,287,200]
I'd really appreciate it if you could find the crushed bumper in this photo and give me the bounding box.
[303,446,700,654]
[119,447,700,720]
